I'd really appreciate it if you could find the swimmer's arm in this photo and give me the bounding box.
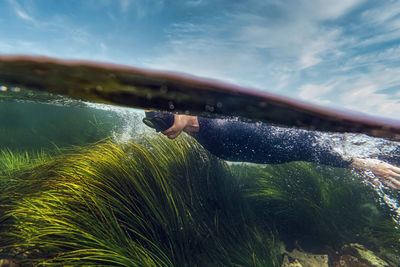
[350,158,400,190]
[162,115,400,191]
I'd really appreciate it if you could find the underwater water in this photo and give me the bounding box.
[1,83,400,266]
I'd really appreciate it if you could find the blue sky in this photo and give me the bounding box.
[1,0,400,119]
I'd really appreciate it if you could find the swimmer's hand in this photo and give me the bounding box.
[351,158,400,190]
[162,115,199,139]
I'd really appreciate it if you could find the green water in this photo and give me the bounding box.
[0,101,126,151]
[0,99,399,266]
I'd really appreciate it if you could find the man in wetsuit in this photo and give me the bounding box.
[148,112,400,190]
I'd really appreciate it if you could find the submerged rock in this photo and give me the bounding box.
[282,256,303,267]
[281,249,329,267]
[281,243,391,267]
[339,243,390,267]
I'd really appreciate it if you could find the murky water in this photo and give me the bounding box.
[1,69,400,266]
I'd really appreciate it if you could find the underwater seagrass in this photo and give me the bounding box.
[0,135,399,266]
[0,135,280,266]
[232,162,400,264]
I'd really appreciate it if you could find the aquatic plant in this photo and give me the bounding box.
[0,148,51,176]
[0,135,281,266]
[233,162,400,263]
[2,134,399,266]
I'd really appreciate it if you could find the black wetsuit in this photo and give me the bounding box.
[189,117,352,168]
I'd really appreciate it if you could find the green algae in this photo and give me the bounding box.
[0,136,280,266]
[0,135,399,266]
[232,162,400,265]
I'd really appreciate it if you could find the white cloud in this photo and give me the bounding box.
[69,28,92,44]
[345,1,400,49]
[299,84,333,100]
[361,1,400,27]
[231,4,355,70]
[338,45,400,75]
[118,0,165,17]
[0,39,50,55]
[353,27,400,49]
[309,0,364,20]
[120,0,130,12]
[143,36,257,84]
[298,29,342,69]
[146,0,364,86]
[100,42,108,52]
[7,0,37,24]
[296,66,400,119]
[15,9,34,22]
[340,83,400,118]
[186,0,203,6]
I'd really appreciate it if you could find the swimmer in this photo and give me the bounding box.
[143,112,400,190]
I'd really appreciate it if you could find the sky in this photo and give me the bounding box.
[1,0,400,119]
